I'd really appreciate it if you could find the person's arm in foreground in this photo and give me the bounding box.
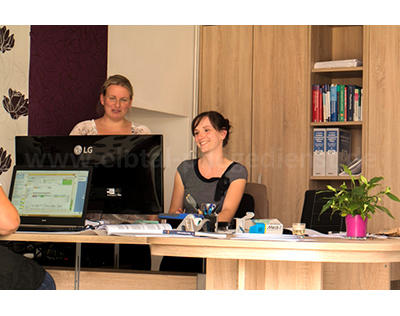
[0,186,20,235]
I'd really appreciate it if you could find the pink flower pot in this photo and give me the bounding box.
[345,214,368,238]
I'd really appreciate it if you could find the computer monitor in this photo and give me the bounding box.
[15,135,163,215]
[9,166,92,227]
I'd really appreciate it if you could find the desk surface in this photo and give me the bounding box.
[0,231,148,245]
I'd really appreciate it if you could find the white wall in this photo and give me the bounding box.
[108,25,196,116]
[108,26,198,211]
[0,25,30,193]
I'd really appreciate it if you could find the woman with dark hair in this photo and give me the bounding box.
[168,111,247,223]
[161,111,247,273]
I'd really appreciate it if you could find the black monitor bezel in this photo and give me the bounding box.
[15,135,164,215]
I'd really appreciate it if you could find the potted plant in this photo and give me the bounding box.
[319,165,400,238]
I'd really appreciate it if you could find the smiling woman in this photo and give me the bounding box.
[161,111,248,273]
[168,111,247,223]
[69,74,151,135]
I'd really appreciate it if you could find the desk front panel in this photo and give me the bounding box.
[149,237,400,263]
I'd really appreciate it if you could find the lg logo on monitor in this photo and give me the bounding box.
[73,145,93,155]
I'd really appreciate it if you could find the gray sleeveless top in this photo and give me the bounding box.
[177,159,248,214]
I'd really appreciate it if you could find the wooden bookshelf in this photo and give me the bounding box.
[310,25,365,188]
[310,176,355,181]
[312,66,363,73]
[311,121,362,127]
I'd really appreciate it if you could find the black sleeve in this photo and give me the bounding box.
[0,246,45,290]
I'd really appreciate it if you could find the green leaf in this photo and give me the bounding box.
[369,177,383,185]
[360,175,368,185]
[387,192,400,202]
[375,205,395,219]
[342,164,351,175]
[326,185,336,192]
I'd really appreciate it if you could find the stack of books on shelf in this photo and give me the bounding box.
[312,84,362,122]
[312,127,352,176]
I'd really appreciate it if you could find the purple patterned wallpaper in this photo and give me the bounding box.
[29,25,107,135]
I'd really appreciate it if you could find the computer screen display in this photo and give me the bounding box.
[10,168,90,218]
[15,135,163,215]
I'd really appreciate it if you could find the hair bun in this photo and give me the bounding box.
[224,118,230,129]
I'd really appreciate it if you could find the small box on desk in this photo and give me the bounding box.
[249,219,283,234]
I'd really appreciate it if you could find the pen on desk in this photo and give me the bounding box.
[185,194,198,213]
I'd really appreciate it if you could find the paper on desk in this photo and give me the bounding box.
[231,228,348,240]
[302,228,346,238]
[231,233,305,241]
[194,231,229,239]
[98,223,172,236]
[15,229,94,235]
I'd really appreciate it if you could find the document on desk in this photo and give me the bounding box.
[99,223,172,236]
[94,223,231,238]
[303,228,346,238]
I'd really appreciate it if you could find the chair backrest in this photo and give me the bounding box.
[243,182,268,219]
[235,193,255,219]
[300,190,346,233]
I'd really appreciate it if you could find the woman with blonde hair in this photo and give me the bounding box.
[70,74,150,135]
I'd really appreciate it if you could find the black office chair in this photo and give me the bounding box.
[234,193,255,219]
[300,190,346,234]
[244,182,268,219]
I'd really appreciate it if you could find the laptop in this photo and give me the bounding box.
[9,166,92,232]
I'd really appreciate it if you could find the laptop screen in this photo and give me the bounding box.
[9,166,92,226]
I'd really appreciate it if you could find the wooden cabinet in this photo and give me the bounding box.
[199,26,253,172]
[199,25,400,231]
[366,26,400,232]
[199,26,309,226]
[252,26,309,225]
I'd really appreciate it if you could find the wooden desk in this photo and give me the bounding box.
[148,236,400,290]
[0,232,199,290]
[1,231,147,245]
[4,232,400,290]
